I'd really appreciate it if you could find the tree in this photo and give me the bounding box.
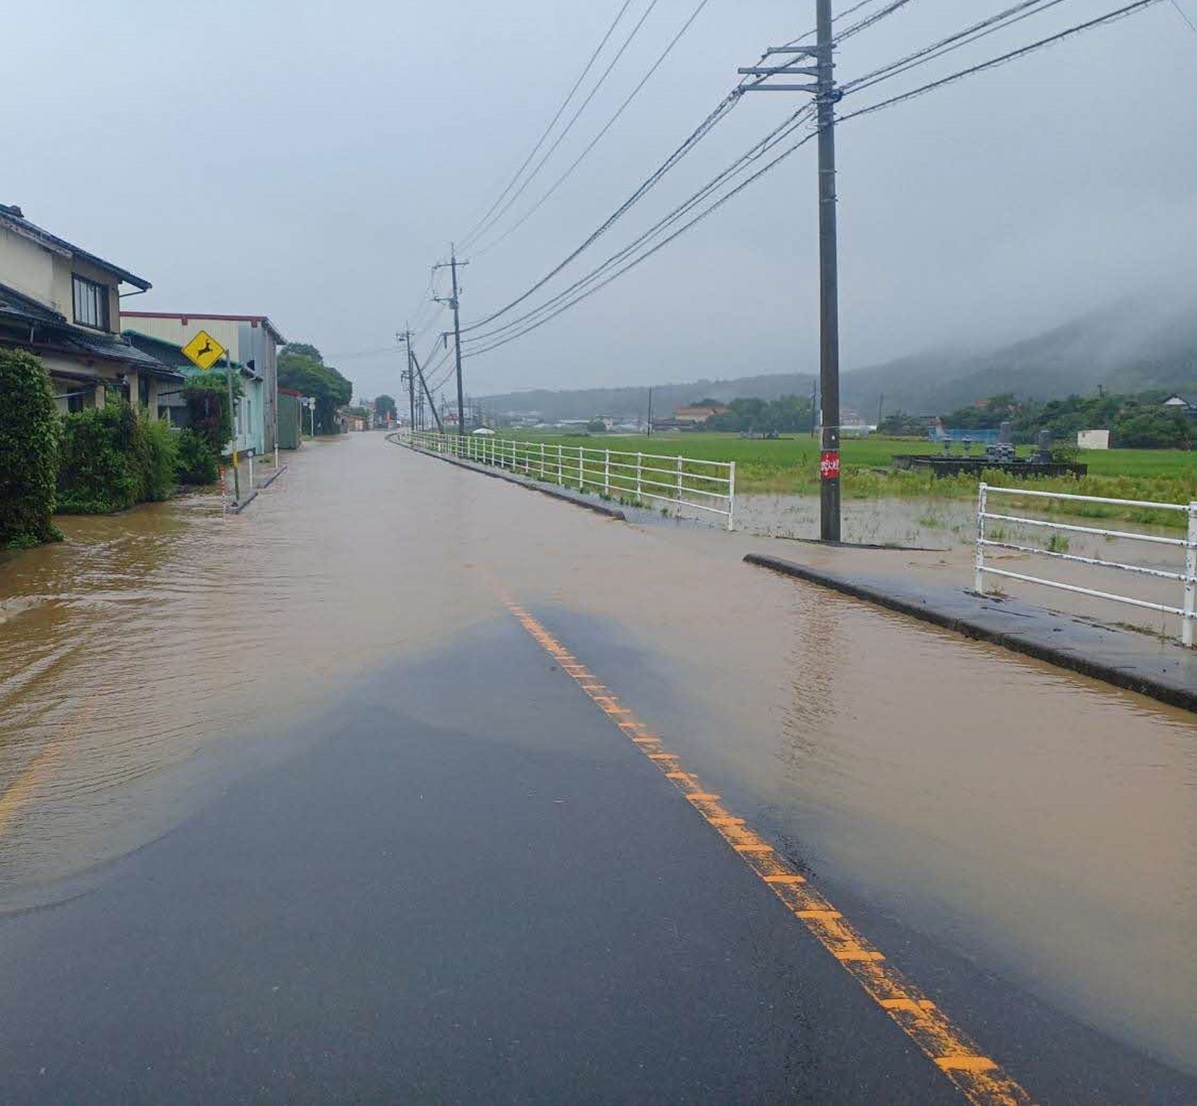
[0,347,62,547]
[1114,406,1192,449]
[586,417,607,433]
[278,343,352,435]
[375,394,397,421]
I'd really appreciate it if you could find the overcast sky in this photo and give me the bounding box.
[6,0,1194,402]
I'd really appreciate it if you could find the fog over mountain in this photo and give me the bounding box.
[479,296,1197,420]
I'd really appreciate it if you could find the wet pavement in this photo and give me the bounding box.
[745,551,1197,711]
[0,434,1194,1101]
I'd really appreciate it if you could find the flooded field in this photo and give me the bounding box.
[1,434,1194,1073]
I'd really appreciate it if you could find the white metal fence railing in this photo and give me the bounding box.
[398,429,736,530]
[975,482,1197,647]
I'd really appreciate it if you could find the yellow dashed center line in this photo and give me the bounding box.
[508,601,1035,1106]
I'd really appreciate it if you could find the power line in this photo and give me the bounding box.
[464,107,816,347]
[839,0,1164,122]
[457,0,637,251]
[460,0,662,253]
[470,0,715,259]
[465,121,820,356]
[461,90,747,334]
[465,128,820,357]
[834,0,918,42]
[452,0,1164,367]
[1170,0,1197,32]
[842,0,1071,93]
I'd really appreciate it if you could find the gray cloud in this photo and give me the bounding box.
[5,0,1193,401]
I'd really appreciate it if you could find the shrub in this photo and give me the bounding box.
[175,427,219,485]
[134,415,179,501]
[58,403,140,514]
[0,347,62,547]
[182,373,236,453]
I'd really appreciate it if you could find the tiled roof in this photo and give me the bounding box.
[0,204,151,290]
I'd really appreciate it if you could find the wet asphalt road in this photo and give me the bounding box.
[0,623,960,1105]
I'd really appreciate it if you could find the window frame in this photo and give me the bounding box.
[71,274,110,331]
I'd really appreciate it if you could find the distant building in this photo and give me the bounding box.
[124,330,266,457]
[1162,394,1195,417]
[1076,429,1110,450]
[672,404,728,425]
[123,311,286,452]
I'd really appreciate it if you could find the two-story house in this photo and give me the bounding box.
[122,311,286,453]
[0,203,182,412]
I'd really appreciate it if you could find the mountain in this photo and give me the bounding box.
[478,373,815,423]
[480,299,1197,420]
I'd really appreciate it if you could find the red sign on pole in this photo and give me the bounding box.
[820,451,840,480]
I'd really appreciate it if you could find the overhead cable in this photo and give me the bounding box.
[466,129,822,357]
[457,0,637,251]
[840,0,1163,121]
[470,0,715,259]
[835,0,918,42]
[460,0,662,252]
[842,0,1071,93]
[464,111,818,352]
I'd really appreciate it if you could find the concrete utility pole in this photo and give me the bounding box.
[739,0,842,540]
[434,247,469,437]
[410,348,444,433]
[646,387,654,437]
[398,327,416,428]
[815,0,841,541]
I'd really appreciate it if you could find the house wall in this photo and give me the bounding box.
[0,224,56,307]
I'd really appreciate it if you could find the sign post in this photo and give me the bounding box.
[180,329,235,506]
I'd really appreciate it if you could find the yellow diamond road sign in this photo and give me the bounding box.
[181,329,227,371]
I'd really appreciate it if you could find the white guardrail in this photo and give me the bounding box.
[398,429,736,530]
[975,482,1197,647]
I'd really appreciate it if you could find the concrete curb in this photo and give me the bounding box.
[745,552,1197,713]
[256,463,288,491]
[231,491,259,515]
[394,441,627,522]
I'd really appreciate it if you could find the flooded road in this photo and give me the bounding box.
[1,433,1194,1086]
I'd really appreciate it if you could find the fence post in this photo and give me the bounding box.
[974,483,988,595]
[578,445,584,489]
[1184,501,1197,647]
[636,453,642,500]
[540,442,546,480]
[676,455,683,502]
[727,461,736,531]
[604,450,611,495]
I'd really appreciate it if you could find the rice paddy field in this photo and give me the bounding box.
[508,431,1197,528]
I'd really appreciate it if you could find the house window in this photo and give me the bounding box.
[72,275,109,331]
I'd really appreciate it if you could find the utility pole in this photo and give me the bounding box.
[815,0,841,540]
[739,1,841,540]
[398,327,416,429]
[877,392,884,431]
[434,247,468,437]
[410,348,444,433]
[646,387,654,437]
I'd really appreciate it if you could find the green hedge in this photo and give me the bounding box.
[0,347,62,547]
[58,402,179,514]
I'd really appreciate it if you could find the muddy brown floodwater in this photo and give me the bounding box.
[1,434,1194,1075]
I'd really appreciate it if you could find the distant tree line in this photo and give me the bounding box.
[705,395,814,434]
[879,390,1192,449]
[278,343,352,435]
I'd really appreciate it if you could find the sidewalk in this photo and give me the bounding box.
[746,552,1197,712]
